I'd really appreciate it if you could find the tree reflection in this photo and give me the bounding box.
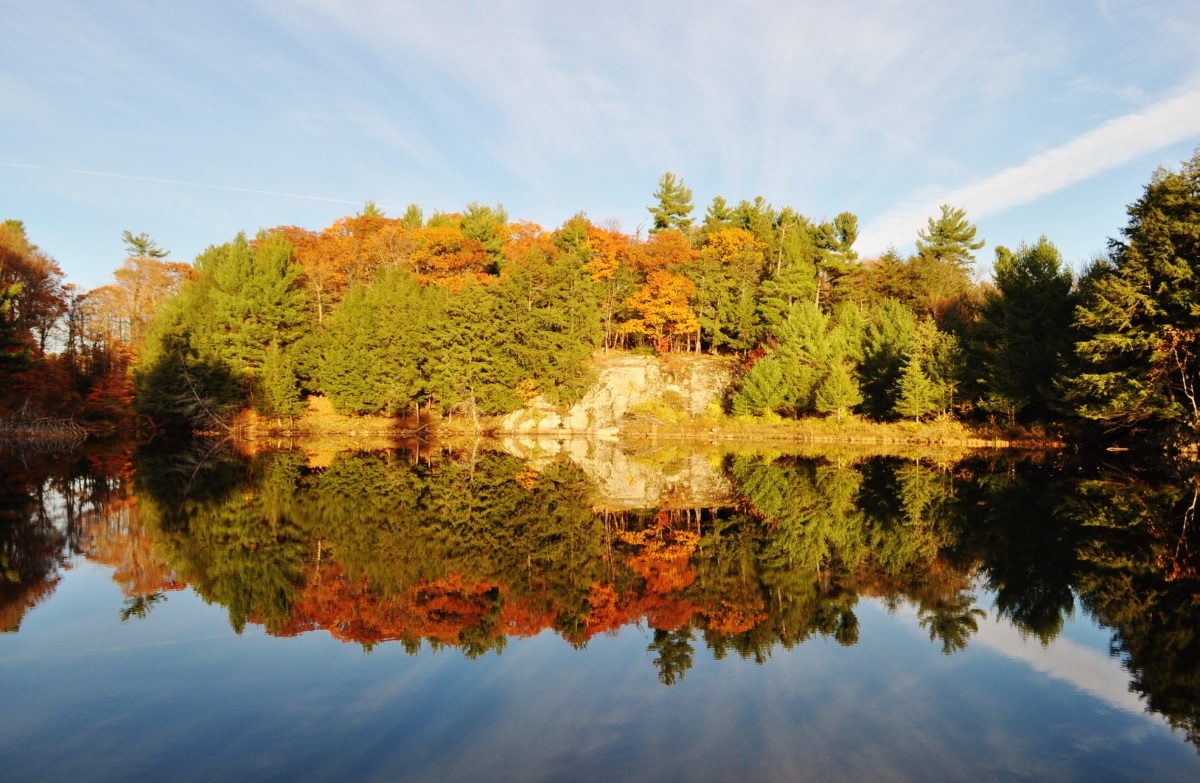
[6,437,1199,748]
[649,628,695,685]
[918,592,986,654]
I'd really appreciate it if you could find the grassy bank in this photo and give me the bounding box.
[235,394,1064,451]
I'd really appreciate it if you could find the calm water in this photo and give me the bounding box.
[2,441,1198,781]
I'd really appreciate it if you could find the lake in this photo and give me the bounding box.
[2,439,1198,781]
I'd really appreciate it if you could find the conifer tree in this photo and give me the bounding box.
[121,230,169,259]
[859,299,919,418]
[316,268,427,415]
[1067,148,1200,431]
[916,204,985,272]
[815,359,863,421]
[976,237,1075,423]
[136,232,309,426]
[894,355,938,421]
[259,339,303,418]
[648,172,695,234]
[701,195,735,234]
[0,282,30,382]
[732,356,786,416]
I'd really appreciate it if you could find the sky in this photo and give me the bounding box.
[2,0,1200,289]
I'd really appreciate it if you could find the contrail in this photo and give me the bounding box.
[1,162,404,211]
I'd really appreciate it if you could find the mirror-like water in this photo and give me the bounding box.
[2,441,1198,781]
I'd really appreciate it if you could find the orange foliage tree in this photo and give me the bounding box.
[408,225,492,288]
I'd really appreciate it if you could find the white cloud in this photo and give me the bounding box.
[857,89,1200,255]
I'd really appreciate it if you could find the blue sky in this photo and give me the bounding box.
[2,0,1199,289]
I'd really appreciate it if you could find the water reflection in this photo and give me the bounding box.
[2,440,1199,751]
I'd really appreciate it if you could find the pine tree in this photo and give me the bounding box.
[1067,148,1200,431]
[701,195,735,234]
[815,360,863,421]
[317,268,427,415]
[916,204,985,272]
[648,172,695,234]
[976,237,1075,423]
[732,356,785,416]
[859,299,919,418]
[894,355,938,421]
[136,232,310,427]
[121,230,169,259]
[259,339,303,418]
[0,282,30,382]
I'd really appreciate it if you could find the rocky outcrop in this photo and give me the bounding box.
[499,354,736,434]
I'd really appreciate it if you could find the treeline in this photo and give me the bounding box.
[3,148,1199,437]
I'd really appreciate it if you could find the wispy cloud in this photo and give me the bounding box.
[0,162,400,210]
[857,89,1200,255]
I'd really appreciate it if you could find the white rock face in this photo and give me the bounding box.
[499,354,736,434]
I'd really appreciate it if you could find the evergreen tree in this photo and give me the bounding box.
[701,195,736,234]
[460,202,509,267]
[259,339,303,418]
[359,201,385,218]
[815,359,863,421]
[976,237,1075,423]
[916,204,985,272]
[136,232,309,426]
[497,237,601,403]
[894,355,938,421]
[121,230,169,259]
[813,212,860,307]
[0,282,30,383]
[764,301,864,417]
[1067,148,1200,431]
[733,196,776,246]
[648,172,695,234]
[758,210,819,330]
[316,268,427,415]
[401,204,424,230]
[859,299,919,419]
[732,356,786,416]
[686,228,766,352]
[426,283,523,421]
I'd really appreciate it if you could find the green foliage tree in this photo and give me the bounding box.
[771,301,863,416]
[975,237,1076,423]
[1067,149,1200,431]
[815,359,862,421]
[859,299,919,418]
[426,283,522,421]
[496,231,601,403]
[460,202,509,266]
[758,209,819,330]
[316,268,428,415]
[732,356,786,416]
[701,195,736,234]
[648,172,695,234]
[259,339,303,418]
[916,204,985,272]
[894,355,938,421]
[685,228,766,353]
[137,232,309,428]
[401,203,424,230]
[813,211,860,307]
[121,230,169,259]
[0,282,30,382]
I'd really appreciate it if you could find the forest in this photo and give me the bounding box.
[3,148,1200,444]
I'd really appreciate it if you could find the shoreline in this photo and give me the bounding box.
[231,405,1067,452]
